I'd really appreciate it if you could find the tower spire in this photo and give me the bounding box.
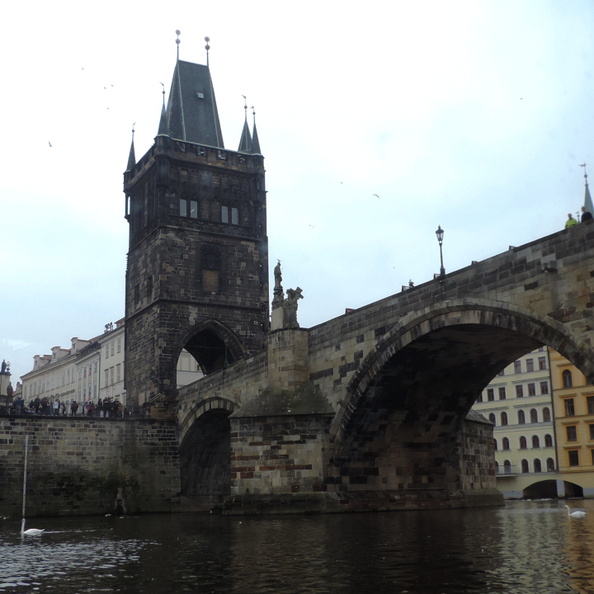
[251,106,261,155]
[581,163,594,215]
[238,95,252,152]
[126,123,136,171]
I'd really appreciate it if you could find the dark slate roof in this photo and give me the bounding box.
[161,60,224,148]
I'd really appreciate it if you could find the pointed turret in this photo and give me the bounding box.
[584,170,594,214]
[157,84,169,137]
[238,98,252,152]
[251,108,261,155]
[126,126,136,171]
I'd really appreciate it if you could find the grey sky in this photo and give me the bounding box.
[2,1,594,379]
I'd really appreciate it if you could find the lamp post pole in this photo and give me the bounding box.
[435,225,445,278]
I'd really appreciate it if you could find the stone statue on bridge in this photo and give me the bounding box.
[271,261,304,330]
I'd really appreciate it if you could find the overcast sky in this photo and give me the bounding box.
[2,1,594,380]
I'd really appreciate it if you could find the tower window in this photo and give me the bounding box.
[180,199,198,219]
[221,205,239,225]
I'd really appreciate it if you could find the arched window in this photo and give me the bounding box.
[521,459,529,473]
[547,457,555,472]
[530,409,538,423]
[543,407,551,422]
[504,460,512,474]
[494,439,498,451]
[503,437,510,450]
[518,410,526,424]
[562,369,573,388]
[520,436,527,449]
[489,413,496,424]
[501,412,508,426]
[545,434,553,447]
[534,459,542,473]
[494,461,499,474]
[532,435,540,448]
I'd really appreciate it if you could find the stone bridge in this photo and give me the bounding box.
[177,222,594,513]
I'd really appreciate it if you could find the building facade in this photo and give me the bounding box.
[19,319,202,415]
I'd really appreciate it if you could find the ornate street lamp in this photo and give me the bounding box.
[435,225,445,278]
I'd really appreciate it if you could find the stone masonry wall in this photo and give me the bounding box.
[0,417,180,518]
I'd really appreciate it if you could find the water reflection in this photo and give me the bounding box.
[1,500,594,593]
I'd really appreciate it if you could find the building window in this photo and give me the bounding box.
[521,459,529,473]
[498,387,506,400]
[518,410,526,424]
[532,435,540,448]
[530,409,538,423]
[540,381,549,395]
[117,337,122,353]
[489,413,496,424]
[190,200,198,218]
[562,369,573,388]
[568,450,579,466]
[538,356,547,370]
[516,385,524,398]
[591,450,594,466]
[589,424,594,440]
[526,359,534,372]
[565,399,575,416]
[588,396,594,414]
[566,426,577,442]
[487,388,494,402]
[527,383,536,396]
[520,436,527,449]
[545,434,553,447]
[476,393,483,403]
[221,205,239,225]
[494,439,498,451]
[503,437,510,450]
[547,457,555,472]
[534,459,542,472]
[543,407,551,422]
[514,361,522,374]
[180,198,187,217]
[501,412,508,426]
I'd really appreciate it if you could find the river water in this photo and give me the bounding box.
[1,499,594,593]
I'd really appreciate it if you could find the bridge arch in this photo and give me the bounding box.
[179,397,239,507]
[176,319,247,376]
[332,299,594,445]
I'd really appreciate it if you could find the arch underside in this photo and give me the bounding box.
[180,319,246,375]
[327,302,591,501]
[179,405,235,506]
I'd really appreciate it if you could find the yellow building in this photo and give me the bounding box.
[551,349,594,496]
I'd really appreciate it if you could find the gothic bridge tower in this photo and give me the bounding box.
[124,44,268,413]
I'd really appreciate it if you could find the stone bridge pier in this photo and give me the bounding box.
[177,223,594,514]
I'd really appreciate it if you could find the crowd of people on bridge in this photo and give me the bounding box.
[9,396,128,418]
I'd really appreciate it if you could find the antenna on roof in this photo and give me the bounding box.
[205,36,210,67]
[175,30,181,61]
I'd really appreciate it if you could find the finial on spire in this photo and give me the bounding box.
[160,81,166,107]
[580,163,589,184]
[176,30,181,60]
[243,95,248,121]
[205,36,211,67]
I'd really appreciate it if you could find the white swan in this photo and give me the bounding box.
[21,527,45,536]
[566,505,587,518]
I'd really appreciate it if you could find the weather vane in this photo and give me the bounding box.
[176,30,181,60]
[580,162,588,183]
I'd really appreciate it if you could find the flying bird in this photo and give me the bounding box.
[373,194,380,199]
